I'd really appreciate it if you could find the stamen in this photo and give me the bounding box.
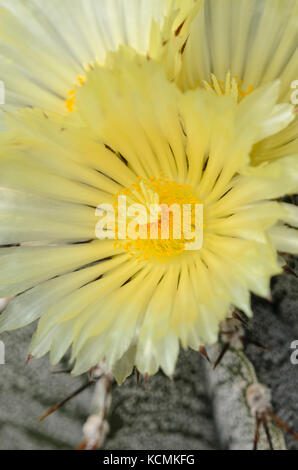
[65,66,93,112]
[203,73,254,102]
[113,176,201,262]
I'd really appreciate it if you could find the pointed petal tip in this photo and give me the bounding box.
[26,354,34,366]
[199,346,211,363]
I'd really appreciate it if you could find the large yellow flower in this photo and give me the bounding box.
[0,49,297,382]
[0,0,197,117]
[175,0,298,165]
[1,1,296,164]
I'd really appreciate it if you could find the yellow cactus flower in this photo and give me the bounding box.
[0,0,296,168]
[0,49,297,383]
[174,0,298,165]
[0,0,198,117]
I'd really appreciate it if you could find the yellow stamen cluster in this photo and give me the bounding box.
[65,75,85,112]
[113,176,201,263]
[65,60,97,112]
[200,73,254,102]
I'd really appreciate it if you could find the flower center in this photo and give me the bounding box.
[113,177,201,263]
[66,70,254,112]
[200,73,254,102]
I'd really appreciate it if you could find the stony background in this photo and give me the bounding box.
[0,259,297,450]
